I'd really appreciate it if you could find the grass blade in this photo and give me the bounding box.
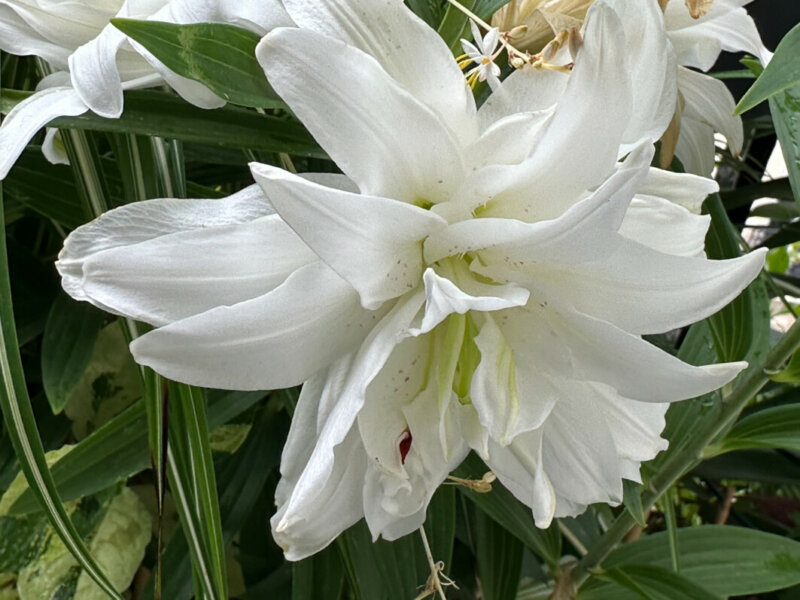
[1,88,326,158]
[0,137,122,599]
[169,383,229,599]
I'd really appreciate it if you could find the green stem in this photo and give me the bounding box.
[572,314,800,586]
[62,129,109,217]
[662,488,680,574]
[442,0,491,30]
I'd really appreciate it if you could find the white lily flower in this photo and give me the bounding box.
[57,0,765,560]
[0,0,293,179]
[662,0,771,174]
[459,21,503,89]
[490,0,770,174]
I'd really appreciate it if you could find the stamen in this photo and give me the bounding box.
[445,471,496,493]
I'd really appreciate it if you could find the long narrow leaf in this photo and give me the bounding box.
[0,156,122,599]
[1,88,326,158]
[111,20,280,109]
[169,382,229,599]
[168,448,222,600]
[153,402,286,600]
[735,22,800,114]
[706,404,800,456]
[9,389,265,514]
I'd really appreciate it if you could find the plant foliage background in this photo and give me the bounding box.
[2,0,800,599]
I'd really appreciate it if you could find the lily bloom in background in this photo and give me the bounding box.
[492,0,772,174]
[56,0,765,559]
[0,0,292,179]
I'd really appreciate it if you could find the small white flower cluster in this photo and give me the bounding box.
[0,0,770,560]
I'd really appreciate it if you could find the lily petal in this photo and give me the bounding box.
[357,334,430,477]
[69,24,127,118]
[675,117,716,176]
[273,420,368,561]
[0,86,87,180]
[57,185,272,301]
[678,66,743,155]
[412,268,530,336]
[159,0,294,35]
[0,3,74,68]
[130,261,375,390]
[640,167,718,214]
[468,109,552,169]
[251,163,446,310]
[282,290,426,527]
[595,384,669,466]
[471,314,557,445]
[477,68,567,130]
[483,430,557,528]
[78,215,316,326]
[620,196,711,257]
[546,300,748,402]
[610,0,677,148]
[425,142,654,265]
[665,0,771,71]
[256,27,465,204]
[540,390,623,508]
[0,0,111,68]
[280,0,475,142]
[474,2,634,221]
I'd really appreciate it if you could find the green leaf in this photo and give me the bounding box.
[111,20,280,109]
[751,200,800,222]
[7,238,60,346]
[0,471,151,600]
[736,22,800,114]
[1,89,325,158]
[661,489,680,575]
[438,0,475,51]
[452,452,562,570]
[473,0,513,19]
[12,402,146,515]
[766,246,791,273]
[769,347,800,383]
[595,565,720,600]
[142,366,166,598]
[473,507,524,600]
[167,383,228,600]
[154,403,287,600]
[62,322,142,440]
[338,521,427,600]
[704,194,771,365]
[770,84,800,206]
[405,0,445,28]
[722,178,794,211]
[706,404,800,456]
[292,545,344,600]
[590,526,800,598]
[622,480,645,528]
[41,294,105,415]
[696,448,800,486]
[425,485,456,569]
[0,170,122,598]
[8,390,265,515]
[4,151,89,228]
[741,55,800,207]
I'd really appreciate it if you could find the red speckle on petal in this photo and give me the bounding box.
[399,428,412,464]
